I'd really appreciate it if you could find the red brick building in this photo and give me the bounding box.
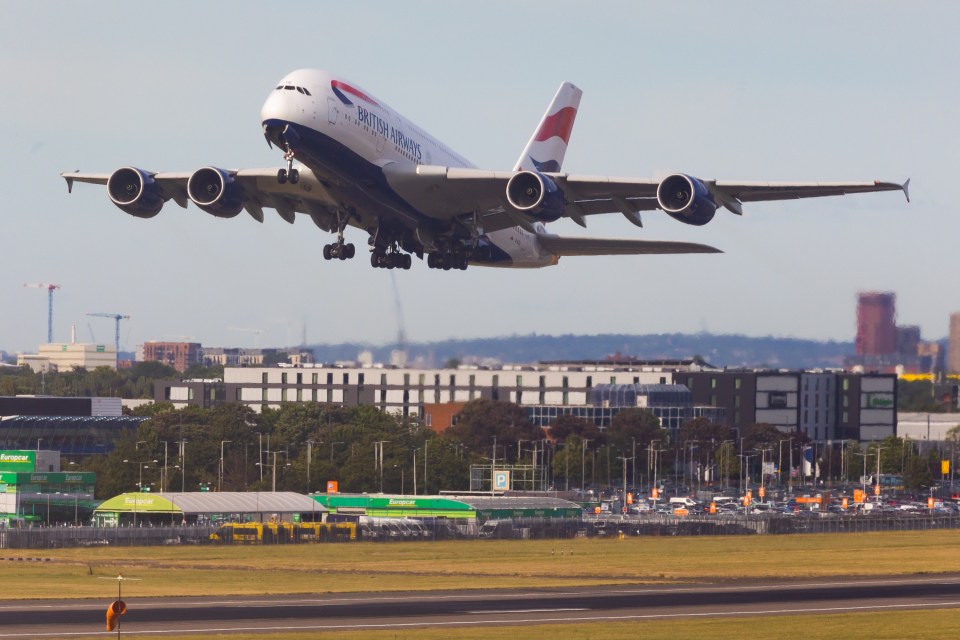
[142,342,202,373]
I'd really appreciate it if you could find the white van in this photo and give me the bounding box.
[669,497,698,508]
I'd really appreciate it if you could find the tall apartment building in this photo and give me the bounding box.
[856,292,897,360]
[950,312,960,374]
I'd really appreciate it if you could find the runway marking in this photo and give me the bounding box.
[466,608,588,614]
[2,600,960,637]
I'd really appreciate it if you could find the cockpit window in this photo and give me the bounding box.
[276,85,311,96]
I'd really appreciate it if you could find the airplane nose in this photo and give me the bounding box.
[260,90,289,125]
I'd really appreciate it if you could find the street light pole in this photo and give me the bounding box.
[413,448,420,496]
[306,440,316,494]
[123,459,158,493]
[219,440,231,492]
[374,441,390,493]
[581,438,592,493]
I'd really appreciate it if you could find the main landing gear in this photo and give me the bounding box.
[276,148,299,184]
[323,212,354,260]
[371,249,412,270]
[427,251,468,271]
[323,241,355,260]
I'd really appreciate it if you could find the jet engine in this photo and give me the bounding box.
[106,167,164,218]
[506,171,565,223]
[187,167,244,218]
[656,174,718,226]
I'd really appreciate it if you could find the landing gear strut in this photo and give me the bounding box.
[322,211,354,260]
[276,148,299,184]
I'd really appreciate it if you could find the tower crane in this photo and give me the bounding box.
[87,313,130,352]
[23,282,61,343]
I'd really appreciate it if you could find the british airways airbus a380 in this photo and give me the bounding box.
[62,69,909,271]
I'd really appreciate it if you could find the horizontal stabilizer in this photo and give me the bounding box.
[536,234,721,256]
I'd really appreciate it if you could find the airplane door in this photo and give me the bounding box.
[327,97,339,125]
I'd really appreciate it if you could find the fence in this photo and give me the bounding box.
[0,524,216,549]
[2,512,959,547]
[582,512,960,536]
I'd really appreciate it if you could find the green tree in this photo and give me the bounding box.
[549,413,601,444]
[605,408,665,454]
[445,399,543,463]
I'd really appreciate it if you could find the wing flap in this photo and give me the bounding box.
[537,233,721,256]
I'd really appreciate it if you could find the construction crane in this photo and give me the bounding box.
[23,282,61,343]
[87,313,130,352]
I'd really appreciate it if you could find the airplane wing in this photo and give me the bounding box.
[61,168,344,229]
[381,164,909,233]
[536,233,721,256]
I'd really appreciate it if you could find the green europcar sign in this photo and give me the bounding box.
[0,451,36,472]
[313,494,476,519]
[95,493,182,513]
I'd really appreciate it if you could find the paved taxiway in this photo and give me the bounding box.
[1,575,959,637]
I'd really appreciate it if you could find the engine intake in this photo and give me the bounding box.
[106,167,164,218]
[188,167,244,218]
[506,171,565,223]
[656,174,718,226]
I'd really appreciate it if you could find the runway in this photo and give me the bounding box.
[1,575,959,637]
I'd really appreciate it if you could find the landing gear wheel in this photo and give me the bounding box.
[277,168,287,184]
[322,244,332,261]
[345,243,356,259]
[403,254,412,270]
[371,252,381,268]
[288,169,299,184]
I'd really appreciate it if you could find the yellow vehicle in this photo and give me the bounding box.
[209,521,356,544]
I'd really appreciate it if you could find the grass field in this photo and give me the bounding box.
[93,610,960,640]
[2,530,959,599]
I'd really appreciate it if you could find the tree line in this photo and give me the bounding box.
[65,398,954,500]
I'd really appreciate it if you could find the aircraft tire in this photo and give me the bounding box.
[289,169,300,184]
[322,244,332,260]
[277,168,287,184]
[345,243,356,259]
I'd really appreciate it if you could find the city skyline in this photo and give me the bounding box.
[2,2,955,353]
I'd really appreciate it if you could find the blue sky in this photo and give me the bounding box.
[1,1,955,354]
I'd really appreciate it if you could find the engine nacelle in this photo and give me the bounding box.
[106,167,164,218]
[187,166,244,218]
[505,171,565,223]
[656,174,718,226]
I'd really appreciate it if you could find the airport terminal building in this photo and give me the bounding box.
[155,361,896,443]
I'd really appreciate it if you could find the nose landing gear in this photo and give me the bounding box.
[276,148,299,184]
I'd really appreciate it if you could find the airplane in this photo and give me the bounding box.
[61,69,909,271]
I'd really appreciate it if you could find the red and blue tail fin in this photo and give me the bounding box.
[513,82,582,173]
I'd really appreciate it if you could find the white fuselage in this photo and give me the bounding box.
[259,69,556,268]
